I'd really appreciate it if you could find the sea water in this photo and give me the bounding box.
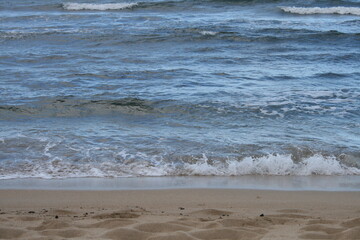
[0,0,359,179]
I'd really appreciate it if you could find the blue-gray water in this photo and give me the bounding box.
[1,0,360,179]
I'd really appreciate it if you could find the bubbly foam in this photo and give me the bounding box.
[1,153,359,179]
[63,2,138,11]
[181,154,360,176]
[200,31,218,36]
[280,6,360,16]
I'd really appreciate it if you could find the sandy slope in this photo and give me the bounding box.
[0,189,359,239]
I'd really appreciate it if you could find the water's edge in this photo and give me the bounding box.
[1,176,359,191]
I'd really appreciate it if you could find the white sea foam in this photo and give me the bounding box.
[280,6,360,16]
[180,154,360,176]
[1,153,359,179]
[200,31,217,36]
[63,2,138,11]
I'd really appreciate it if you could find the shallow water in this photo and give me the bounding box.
[1,176,359,191]
[1,0,360,179]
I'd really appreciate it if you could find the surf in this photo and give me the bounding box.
[280,6,360,16]
[63,2,139,11]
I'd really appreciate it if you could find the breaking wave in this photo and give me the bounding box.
[63,2,139,11]
[280,6,360,16]
[1,152,359,179]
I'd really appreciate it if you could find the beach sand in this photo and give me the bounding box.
[0,189,359,239]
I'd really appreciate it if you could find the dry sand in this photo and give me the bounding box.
[0,189,359,240]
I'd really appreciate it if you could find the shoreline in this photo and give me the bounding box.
[0,189,359,239]
[1,175,359,191]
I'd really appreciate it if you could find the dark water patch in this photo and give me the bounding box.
[192,47,222,53]
[14,54,69,64]
[0,98,156,119]
[261,74,296,81]
[59,68,196,84]
[314,72,351,79]
[341,19,360,26]
[63,73,113,80]
[192,29,359,45]
[1,90,358,120]
[254,28,360,45]
[265,52,360,65]
[200,56,251,65]
[333,53,360,62]
[3,25,357,48]
[0,29,90,41]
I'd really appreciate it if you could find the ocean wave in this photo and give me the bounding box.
[280,6,360,16]
[62,2,138,11]
[1,91,358,119]
[0,29,91,41]
[0,153,359,179]
[2,24,357,44]
[0,98,155,119]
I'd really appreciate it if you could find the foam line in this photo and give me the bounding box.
[63,2,138,11]
[280,6,360,16]
[1,153,359,179]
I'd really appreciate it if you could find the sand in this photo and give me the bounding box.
[0,189,359,240]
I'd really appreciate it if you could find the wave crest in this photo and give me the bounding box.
[63,2,138,11]
[1,153,359,179]
[280,6,360,16]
